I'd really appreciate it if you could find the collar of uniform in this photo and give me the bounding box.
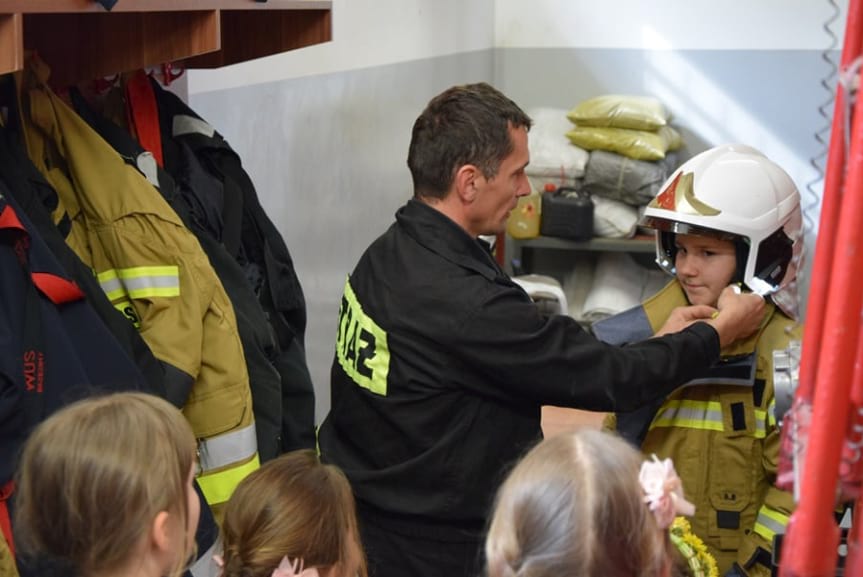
[643,280,776,357]
[396,199,503,282]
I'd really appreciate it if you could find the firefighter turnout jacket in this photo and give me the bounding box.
[596,281,797,577]
[67,85,286,464]
[16,55,258,511]
[319,199,724,542]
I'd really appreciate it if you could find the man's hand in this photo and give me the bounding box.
[655,304,717,337]
[707,285,767,348]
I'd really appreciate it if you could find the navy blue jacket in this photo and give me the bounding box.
[0,185,151,486]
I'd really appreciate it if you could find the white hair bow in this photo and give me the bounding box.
[639,454,696,529]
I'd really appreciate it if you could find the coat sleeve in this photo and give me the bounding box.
[735,397,794,577]
[97,215,212,406]
[451,283,719,412]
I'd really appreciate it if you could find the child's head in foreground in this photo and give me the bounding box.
[15,392,199,577]
[485,428,673,577]
[219,449,366,577]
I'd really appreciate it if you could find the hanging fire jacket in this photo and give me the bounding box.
[16,55,259,511]
[0,123,166,398]
[69,86,284,462]
[0,185,150,563]
[595,281,798,577]
[141,77,315,451]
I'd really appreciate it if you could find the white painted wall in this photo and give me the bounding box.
[495,0,848,50]
[189,0,496,94]
[492,0,847,188]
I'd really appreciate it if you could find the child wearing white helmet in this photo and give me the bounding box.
[595,144,803,577]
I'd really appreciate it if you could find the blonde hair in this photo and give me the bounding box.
[14,392,198,577]
[485,429,669,577]
[220,450,367,577]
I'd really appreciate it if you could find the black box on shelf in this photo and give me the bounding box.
[540,186,594,241]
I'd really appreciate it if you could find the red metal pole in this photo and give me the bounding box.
[779,9,863,571]
[797,0,863,405]
[776,0,863,496]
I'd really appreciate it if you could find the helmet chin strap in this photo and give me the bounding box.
[733,238,749,286]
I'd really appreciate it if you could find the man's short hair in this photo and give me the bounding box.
[407,83,532,200]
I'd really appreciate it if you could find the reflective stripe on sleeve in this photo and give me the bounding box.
[198,422,258,473]
[197,454,260,506]
[173,114,215,138]
[753,505,790,542]
[195,422,259,506]
[755,410,767,438]
[97,266,180,300]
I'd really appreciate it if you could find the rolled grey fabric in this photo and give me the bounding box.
[583,150,678,206]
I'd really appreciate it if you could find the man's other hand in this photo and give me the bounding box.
[707,285,767,348]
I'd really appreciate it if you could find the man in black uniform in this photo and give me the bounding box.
[318,83,766,577]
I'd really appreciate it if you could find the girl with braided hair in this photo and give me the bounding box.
[217,450,366,577]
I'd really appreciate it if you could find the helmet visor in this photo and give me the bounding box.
[639,216,738,242]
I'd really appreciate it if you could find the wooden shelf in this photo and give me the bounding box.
[0,1,331,12]
[504,234,655,277]
[0,1,332,84]
[182,8,331,69]
[510,235,656,254]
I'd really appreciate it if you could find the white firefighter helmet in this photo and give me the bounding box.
[640,144,803,316]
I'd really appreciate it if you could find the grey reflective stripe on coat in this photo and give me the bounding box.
[198,421,258,472]
[651,400,724,431]
[753,505,789,542]
[651,399,770,438]
[173,114,215,138]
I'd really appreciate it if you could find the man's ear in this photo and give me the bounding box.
[454,164,481,203]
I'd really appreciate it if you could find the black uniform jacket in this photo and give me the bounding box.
[149,79,316,452]
[319,199,720,533]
